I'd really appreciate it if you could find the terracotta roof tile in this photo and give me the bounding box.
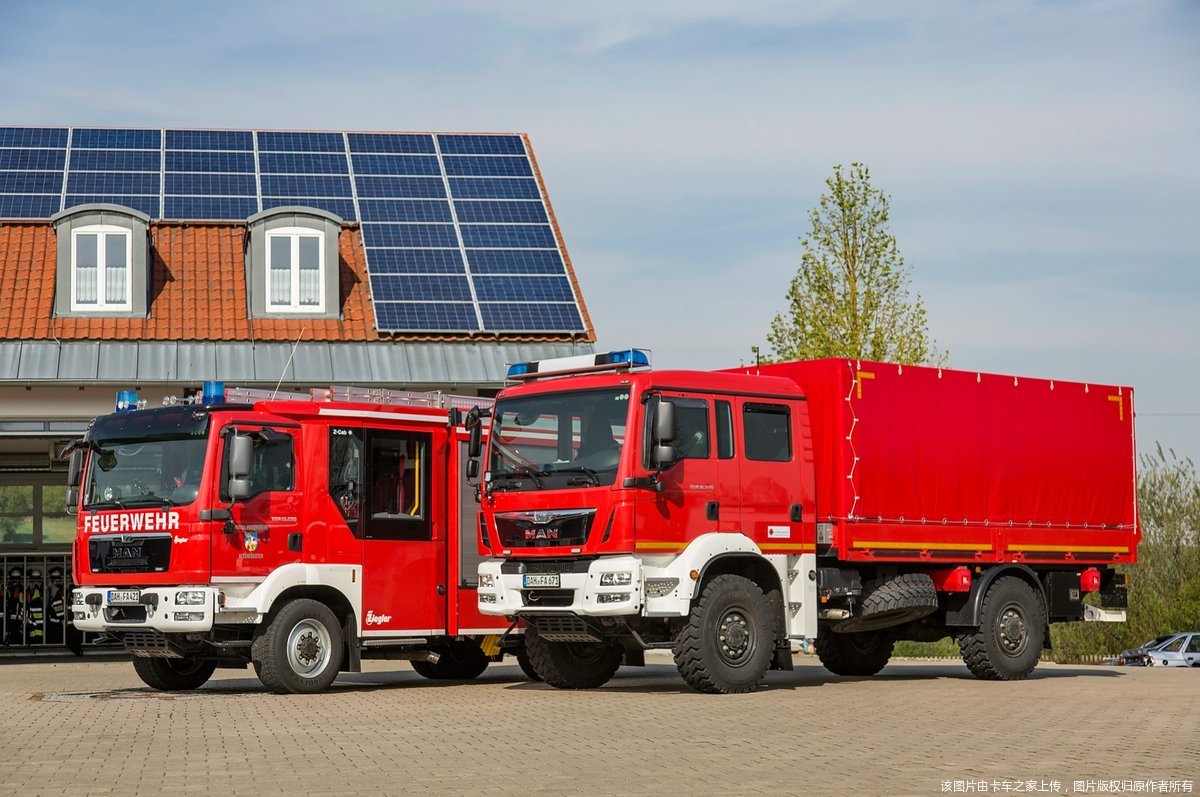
[1,221,588,344]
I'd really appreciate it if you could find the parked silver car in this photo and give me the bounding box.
[1145,632,1200,667]
[1117,634,1178,666]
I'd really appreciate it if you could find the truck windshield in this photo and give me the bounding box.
[489,388,629,490]
[84,436,209,509]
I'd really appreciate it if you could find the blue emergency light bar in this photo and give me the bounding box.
[115,390,138,412]
[506,349,651,381]
[202,381,225,405]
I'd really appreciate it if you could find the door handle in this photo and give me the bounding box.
[706,502,719,521]
[790,504,803,522]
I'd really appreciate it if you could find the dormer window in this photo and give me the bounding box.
[52,204,150,318]
[72,225,131,311]
[267,227,325,312]
[246,207,343,320]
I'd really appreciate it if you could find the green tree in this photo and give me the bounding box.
[765,163,943,365]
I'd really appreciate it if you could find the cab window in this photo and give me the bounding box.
[363,429,432,541]
[644,396,710,467]
[329,428,363,531]
[219,430,295,501]
[743,403,791,462]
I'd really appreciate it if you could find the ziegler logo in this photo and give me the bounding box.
[365,610,392,625]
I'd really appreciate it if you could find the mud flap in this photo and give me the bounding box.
[770,644,794,671]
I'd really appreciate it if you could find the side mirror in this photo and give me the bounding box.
[653,400,676,444]
[227,478,251,501]
[65,488,79,514]
[66,448,84,488]
[466,459,480,479]
[468,424,482,459]
[465,406,484,458]
[228,433,253,479]
[652,444,677,469]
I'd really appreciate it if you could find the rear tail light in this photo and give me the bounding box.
[1081,568,1102,592]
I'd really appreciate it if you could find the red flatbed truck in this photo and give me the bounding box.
[68,385,527,694]
[473,352,1137,693]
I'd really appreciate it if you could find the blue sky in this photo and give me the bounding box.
[2,0,1197,463]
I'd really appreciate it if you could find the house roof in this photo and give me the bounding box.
[0,127,596,340]
[0,221,589,344]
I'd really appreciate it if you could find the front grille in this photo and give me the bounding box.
[494,509,596,548]
[521,589,575,608]
[104,606,147,624]
[502,559,593,575]
[89,534,171,574]
[120,630,181,658]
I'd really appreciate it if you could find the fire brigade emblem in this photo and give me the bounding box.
[244,531,259,552]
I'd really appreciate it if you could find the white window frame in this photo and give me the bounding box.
[70,224,132,312]
[265,226,326,313]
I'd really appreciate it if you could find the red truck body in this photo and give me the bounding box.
[733,359,1138,565]
[475,353,1137,693]
[69,387,517,693]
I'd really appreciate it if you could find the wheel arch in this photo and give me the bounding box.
[697,553,783,598]
[945,564,1047,629]
[265,585,359,672]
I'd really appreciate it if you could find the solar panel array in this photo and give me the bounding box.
[0,127,587,334]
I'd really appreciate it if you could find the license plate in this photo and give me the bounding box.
[523,573,560,588]
[107,589,141,605]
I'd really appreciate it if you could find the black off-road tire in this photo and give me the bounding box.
[133,656,217,691]
[252,598,344,694]
[524,628,622,689]
[514,640,542,681]
[836,573,939,633]
[410,659,441,679]
[673,574,773,694]
[412,640,491,680]
[957,576,1045,681]
[814,629,895,676]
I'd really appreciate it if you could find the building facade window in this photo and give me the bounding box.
[266,227,325,312]
[52,204,149,318]
[71,225,132,311]
[245,206,342,320]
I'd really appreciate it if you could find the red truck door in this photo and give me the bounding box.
[358,426,447,635]
[635,393,740,552]
[212,425,304,580]
[735,399,811,551]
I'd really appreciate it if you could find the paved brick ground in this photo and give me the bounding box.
[0,653,1195,796]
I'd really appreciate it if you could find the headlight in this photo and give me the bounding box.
[597,593,630,604]
[175,590,206,605]
[600,572,632,587]
[71,590,84,606]
[479,594,497,604]
[478,573,495,588]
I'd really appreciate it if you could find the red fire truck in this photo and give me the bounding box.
[473,351,1138,693]
[68,385,526,694]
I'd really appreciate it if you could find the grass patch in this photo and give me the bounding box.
[892,637,960,659]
